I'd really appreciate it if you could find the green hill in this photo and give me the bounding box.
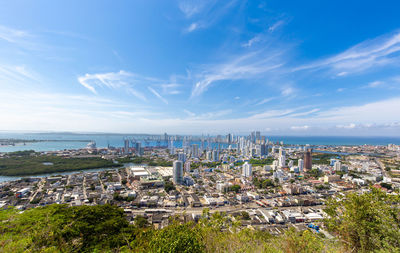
[0,188,399,252]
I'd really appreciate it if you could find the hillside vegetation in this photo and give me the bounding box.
[0,188,399,252]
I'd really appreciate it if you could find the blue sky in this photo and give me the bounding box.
[1,0,400,135]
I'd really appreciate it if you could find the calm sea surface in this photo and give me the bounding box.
[1,133,399,153]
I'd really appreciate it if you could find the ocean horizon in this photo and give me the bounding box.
[1,132,400,153]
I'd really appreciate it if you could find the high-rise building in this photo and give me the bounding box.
[242,162,252,177]
[184,161,191,172]
[124,139,130,154]
[278,147,286,167]
[169,139,175,155]
[255,144,262,157]
[206,150,212,161]
[226,133,232,143]
[212,150,219,162]
[256,131,261,142]
[178,152,186,162]
[191,144,199,158]
[304,148,312,170]
[334,161,342,171]
[298,159,304,171]
[135,142,143,156]
[260,144,268,156]
[250,131,256,143]
[173,160,183,184]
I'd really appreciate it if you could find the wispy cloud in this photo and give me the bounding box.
[0,25,30,45]
[191,51,284,97]
[294,31,400,75]
[318,97,400,123]
[178,0,212,18]
[183,109,196,117]
[242,35,261,48]
[186,23,200,32]
[161,83,181,94]
[78,70,148,101]
[289,108,319,117]
[0,64,40,84]
[290,125,309,130]
[179,0,238,33]
[336,123,356,129]
[78,70,130,93]
[281,86,295,97]
[192,109,232,119]
[148,87,168,104]
[366,80,384,88]
[268,20,285,32]
[256,97,275,106]
[249,109,294,119]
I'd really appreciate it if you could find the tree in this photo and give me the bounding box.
[134,215,149,228]
[324,188,400,252]
[148,222,204,253]
[274,227,325,253]
[230,185,241,193]
[164,181,176,193]
[241,211,250,220]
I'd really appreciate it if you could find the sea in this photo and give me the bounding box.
[0,133,399,153]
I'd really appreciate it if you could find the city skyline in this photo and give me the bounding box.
[1,1,400,135]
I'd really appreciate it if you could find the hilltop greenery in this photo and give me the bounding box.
[0,189,399,252]
[0,151,119,176]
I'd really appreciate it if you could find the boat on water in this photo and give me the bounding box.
[86,141,96,149]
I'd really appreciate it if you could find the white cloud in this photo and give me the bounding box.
[183,109,196,117]
[0,25,29,44]
[256,97,275,105]
[191,51,284,97]
[178,0,211,18]
[294,31,400,75]
[289,109,319,117]
[148,87,168,104]
[290,125,309,130]
[249,109,294,119]
[318,97,400,123]
[242,35,261,48]
[268,20,285,32]
[161,83,181,94]
[78,70,155,101]
[0,64,40,84]
[336,123,356,129]
[180,0,238,33]
[281,87,295,96]
[367,80,384,88]
[186,23,199,32]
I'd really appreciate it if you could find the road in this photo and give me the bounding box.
[29,178,45,202]
[61,175,71,203]
[131,204,325,216]
[82,175,87,199]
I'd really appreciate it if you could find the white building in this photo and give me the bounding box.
[242,161,252,177]
[298,159,304,172]
[334,161,342,171]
